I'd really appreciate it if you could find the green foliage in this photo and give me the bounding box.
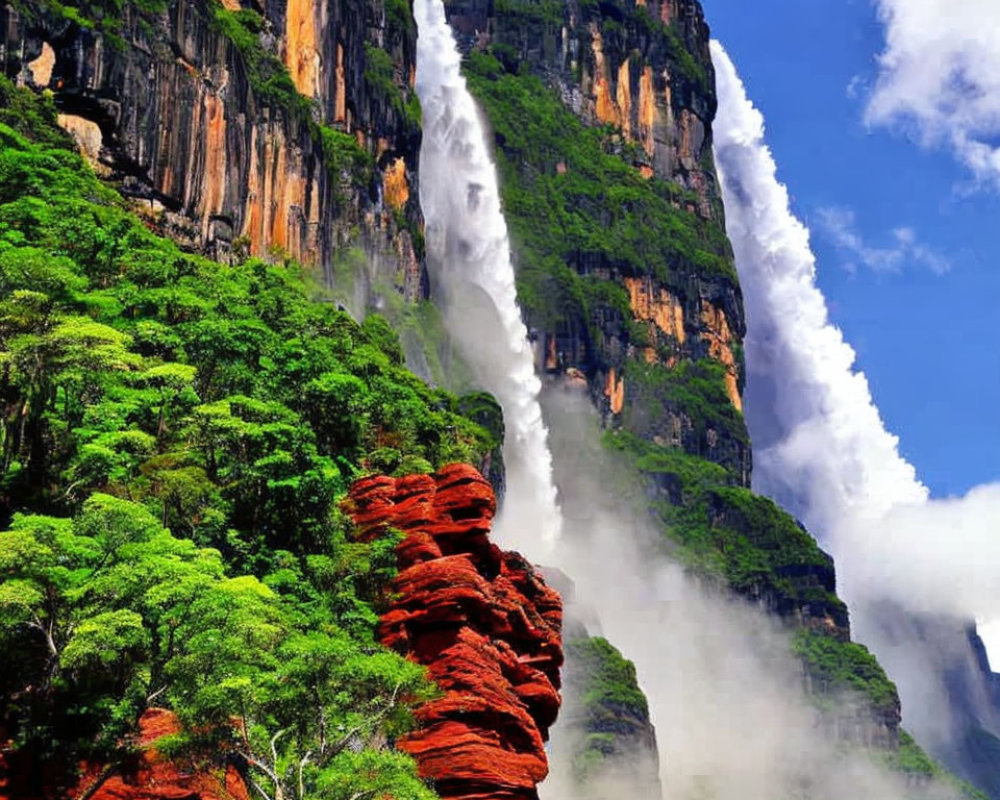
[13,0,166,51]
[494,0,563,26]
[888,730,939,779]
[385,0,416,37]
[319,124,375,191]
[209,2,313,117]
[875,729,990,799]
[791,630,899,722]
[0,75,484,797]
[462,49,737,337]
[567,636,649,721]
[565,636,650,782]
[0,497,432,797]
[364,43,421,130]
[604,431,843,615]
[623,357,748,448]
[0,83,75,149]
[627,5,709,93]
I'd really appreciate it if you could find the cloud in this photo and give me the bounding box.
[837,482,1000,621]
[815,206,951,274]
[712,37,1000,754]
[865,0,1000,187]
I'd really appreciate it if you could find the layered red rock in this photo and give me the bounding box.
[0,709,248,800]
[82,710,249,800]
[345,464,563,800]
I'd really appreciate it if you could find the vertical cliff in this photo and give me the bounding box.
[439,0,933,783]
[0,0,425,297]
[556,634,661,799]
[445,0,748,481]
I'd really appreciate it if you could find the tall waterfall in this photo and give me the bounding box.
[411,8,985,799]
[413,0,561,554]
[710,39,1000,770]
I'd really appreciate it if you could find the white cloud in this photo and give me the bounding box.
[866,0,1000,187]
[838,483,1000,621]
[713,37,1000,749]
[815,206,951,274]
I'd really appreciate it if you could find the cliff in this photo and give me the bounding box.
[447,0,748,481]
[346,463,563,800]
[557,634,661,799]
[0,0,981,795]
[0,0,425,298]
[443,0,911,776]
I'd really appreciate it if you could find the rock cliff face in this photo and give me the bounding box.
[446,0,748,481]
[345,463,563,800]
[557,632,662,799]
[445,0,908,772]
[0,0,425,297]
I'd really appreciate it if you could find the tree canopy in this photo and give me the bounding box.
[0,75,489,799]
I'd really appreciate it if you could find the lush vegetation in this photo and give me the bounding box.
[791,630,899,722]
[564,636,652,782]
[623,357,748,451]
[0,76,497,798]
[605,431,843,615]
[364,43,422,130]
[208,2,311,115]
[463,50,736,337]
[10,0,167,50]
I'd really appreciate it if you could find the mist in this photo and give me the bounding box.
[711,37,1000,761]
[537,384,960,800]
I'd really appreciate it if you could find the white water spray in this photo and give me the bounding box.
[711,39,1000,761]
[413,0,561,555]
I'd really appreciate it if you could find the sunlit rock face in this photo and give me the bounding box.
[346,464,563,800]
[437,0,750,482]
[0,0,424,298]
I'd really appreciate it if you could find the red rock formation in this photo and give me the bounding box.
[345,464,563,800]
[0,710,249,800]
[76,709,249,800]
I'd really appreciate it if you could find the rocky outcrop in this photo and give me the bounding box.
[80,709,249,800]
[345,463,563,800]
[0,0,424,298]
[0,709,248,800]
[556,629,662,800]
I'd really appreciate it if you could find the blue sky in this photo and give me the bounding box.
[702,0,1000,498]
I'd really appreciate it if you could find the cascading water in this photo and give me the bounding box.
[710,39,1000,777]
[411,5,974,797]
[413,0,561,555]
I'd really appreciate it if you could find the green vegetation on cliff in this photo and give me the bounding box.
[563,636,658,786]
[209,2,310,115]
[605,431,844,619]
[791,629,899,721]
[463,49,736,332]
[0,76,486,799]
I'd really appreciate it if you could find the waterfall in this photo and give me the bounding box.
[410,3,991,796]
[710,39,1000,769]
[709,41,926,538]
[413,0,562,554]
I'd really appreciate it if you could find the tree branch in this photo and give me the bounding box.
[75,762,119,800]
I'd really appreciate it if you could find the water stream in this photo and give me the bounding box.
[413,0,562,556]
